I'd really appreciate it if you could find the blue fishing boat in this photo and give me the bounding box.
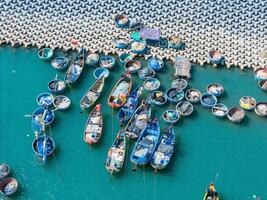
[85,53,99,66]
[51,56,68,70]
[176,101,194,117]
[93,68,109,79]
[166,88,184,104]
[0,163,10,180]
[105,130,126,173]
[150,126,176,170]
[32,135,56,161]
[124,60,141,73]
[114,14,129,28]
[99,55,115,69]
[48,76,66,94]
[185,89,201,103]
[130,119,160,166]
[151,91,167,106]
[53,95,71,111]
[0,178,18,196]
[119,53,134,64]
[38,48,53,60]
[64,48,85,85]
[147,57,164,71]
[207,83,224,97]
[200,93,217,108]
[254,67,267,81]
[212,103,228,118]
[208,50,224,65]
[36,93,54,107]
[117,86,143,124]
[31,107,55,134]
[171,78,188,90]
[143,78,160,91]
[138,67,155,80]
[125,99,152,139]
[130,41,146,54]
[168,35,183,49]
[114,37,129,49]
[162,110,180,124]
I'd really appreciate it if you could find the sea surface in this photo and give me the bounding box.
[0,46,266,200]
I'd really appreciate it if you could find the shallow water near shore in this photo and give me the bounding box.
[0,46,266,200]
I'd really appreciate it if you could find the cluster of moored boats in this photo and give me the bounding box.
[0,163,18,196]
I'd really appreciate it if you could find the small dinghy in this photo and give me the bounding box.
[208,50,224,65]
[93,68,109,79]
[64,48,85,85]
[131,41,146,54]
[80,76,105,110]
[99,55,115,69]
[117,86,144,124]
[200,93,217,108]
[168,35,183,49]
[31,107,55,134]
[124,60,141,73]
[239,96,256,110]
[185,89,201,103]
[207,83,224,97]
[162,110,180,124]
[85,53,99,66]
[171,78,188,90]
[151,91,167,106]
[203,182,219,200]
[147,57,164,71]
[143,78,160,91]
[125,99,152,139]
[36,93,54,107]
[119,52,134,64]
[130,119,160,166]
[32,135,56,160]
[258,80,267,91]
[176,101,194,117]
[114,37,129,49]
[83,104,103,144]
[0,178,18,196]
[166,88,184,104]
[115,14,129,28]
[48,76,66,94]
[53,95,71,110]
[227,107,245,123]
[105,130,126,173]
[254,102,267,117]
[254,67,267,81]
[212,103,228,118]
[138,67,155,80]
[38,48,53,60]
[51,56,68,70]
[108,73,132,108]
[0,164,10,180]
[150,126,175,170]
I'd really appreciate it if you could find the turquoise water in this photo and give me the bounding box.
[0,46,266,200]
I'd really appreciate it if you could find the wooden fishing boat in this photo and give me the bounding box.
[208,50,224,65]
[239,96,256,110]
[125,99,152,139]
[171,78,188,90]
[0,178,18,196]
[53,95,71,110]
[51,56,68,70]
[203,182,219,200]
[85,53,99,66]
[64,48,85,85]
[168,35,183,49]
[48,77,66,94]
[107,73,132,108]
[147,57,164,71]
[138,67,155,80]
[80,76,105,110]
[176,101,194,117]
[119,52,134,64]
[185,89,201,103]
[151,91,167,106]
[105,130,126,173]
[0,163,10,180]
[130,119,160,166]
[227,107,245,123]
[207,83,224,97]
[254,102,267,117]
[200,93,217,108]
[99,55,115,69]
[130,41,146,54]
[124,60,141,73]
[115,14,129,28]
[212,103,228,118]
[258,79,267,91]
[150,126,176,170]
[162,110,180,124]
[143,78,160,91]
[166,88,184,104]
[93,68,109,79]
[114,37,129,49]
[117,86,143,124]
[38,48,53,60]
[83,104,103,144]
[36,93,54,107]
[254,67,267,81]
[32,135,56,158]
